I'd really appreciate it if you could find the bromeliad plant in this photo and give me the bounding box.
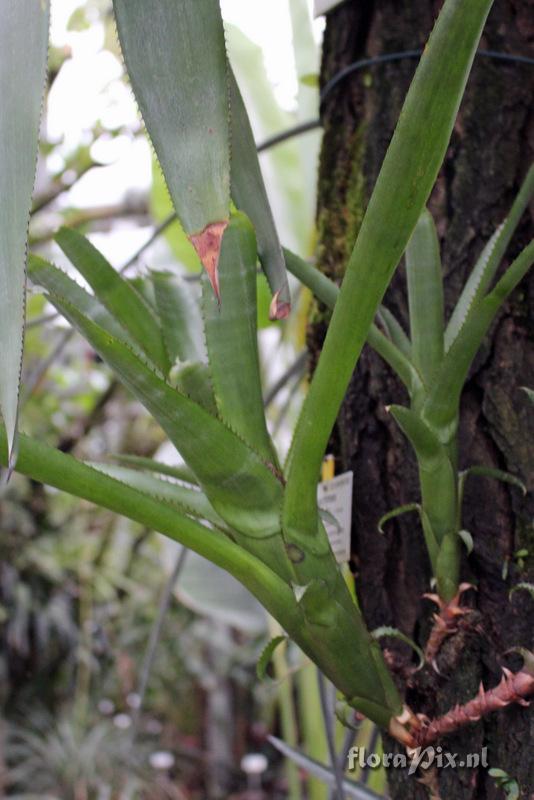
[287,167,534,667]
[1,0,533,751]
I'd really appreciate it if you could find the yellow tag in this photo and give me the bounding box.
[321,454,335,482]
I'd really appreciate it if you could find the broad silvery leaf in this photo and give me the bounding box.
[0,0,49,465]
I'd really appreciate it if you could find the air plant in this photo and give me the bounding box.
[1,0,532,755]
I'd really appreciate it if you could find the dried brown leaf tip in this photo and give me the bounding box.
[269,289,291,321]
[190,220,228,303]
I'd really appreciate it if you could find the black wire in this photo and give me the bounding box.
[256,119,321,153]
[252,48,534,156]
[320,48,534,108]
[320,50,422,105]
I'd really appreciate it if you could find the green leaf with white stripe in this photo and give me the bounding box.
[0,0,49,463]
[203,213,278,464]
[55,227,170,373]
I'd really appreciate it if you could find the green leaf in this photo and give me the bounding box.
[387,406,442,464]
[283,248,338,308]
[55,228,170,373]
[128,276,158,313]
[28,254,142,351]
[46,292,285,542]
[112,454,197,485]
[284,249,422,395]
[113,0,231,278]
[257,635,288,680]
[0,0,49,462]
[171,361,217,416]
[152,271,206,364]
[445,224,502,351]
[226,25,312,258]
[149,162,200,271]
[202,213,277,463]
[405,209,444,385]
[436,532,461,601]
[377,503,421,534]
[283,0,494,540]
[89,461,226,528]
[520,386,534,404]
[445,164,534,351]
[461,466,526,496]
[371,626,425,670]
[229,71,291,317]
[376,306,412,360]
[424,240,534,431]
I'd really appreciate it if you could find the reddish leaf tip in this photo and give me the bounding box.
[269,290,291,321]
[190,221,228,303]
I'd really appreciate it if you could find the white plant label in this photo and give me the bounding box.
[317,470,353,563]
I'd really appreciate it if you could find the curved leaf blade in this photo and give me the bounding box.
[424,240,534,430]
[28,254,141,350]
[376,306,412,359]
[55,227,170,373]
[257,635,288,680]
[371,626,424,670]
[445,164,534,350]
[0,0,49,461]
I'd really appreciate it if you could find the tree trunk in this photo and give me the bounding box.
[312,1,534,798]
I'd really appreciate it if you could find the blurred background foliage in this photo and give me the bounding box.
[0,1,391,798]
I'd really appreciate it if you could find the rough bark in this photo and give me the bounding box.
[312,1,534,798]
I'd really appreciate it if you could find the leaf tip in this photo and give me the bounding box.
[1,426,19,485]
[269,290,291,321]
[189,220,228,303]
